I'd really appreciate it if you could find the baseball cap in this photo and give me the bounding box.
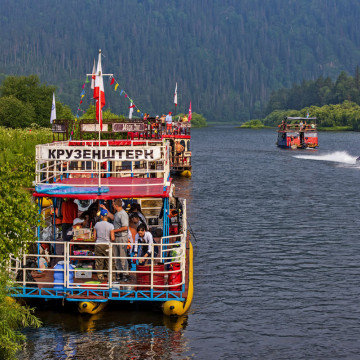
[100,209,108,217]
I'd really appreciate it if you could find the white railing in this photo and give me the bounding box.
[8,233,186,292]
[35,139,170,187]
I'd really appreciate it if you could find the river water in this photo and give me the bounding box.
[21,127,360,359]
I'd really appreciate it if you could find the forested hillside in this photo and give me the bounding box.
[1,0,360,122]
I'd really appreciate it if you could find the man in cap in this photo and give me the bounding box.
[100,199,129,281]
[93,209,115,281]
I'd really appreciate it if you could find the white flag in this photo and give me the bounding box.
[129,102,134,119]
[50,93,56,124]
[174,82,177,106]
[91,58,96,90]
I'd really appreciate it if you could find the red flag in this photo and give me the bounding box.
[188,101,192,121]
[128,104,135,108]
[93,52,105,130]
[110,77,115,85]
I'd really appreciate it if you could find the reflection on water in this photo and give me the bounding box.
[21,307,189,359]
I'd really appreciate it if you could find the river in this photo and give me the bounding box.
[21,126,360,359]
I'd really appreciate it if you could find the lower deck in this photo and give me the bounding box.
[10,235,190,303]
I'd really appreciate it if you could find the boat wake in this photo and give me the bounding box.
[294,151,358,165]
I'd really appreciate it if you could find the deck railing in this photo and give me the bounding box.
[8,233,187,298]
[35,139,170,187]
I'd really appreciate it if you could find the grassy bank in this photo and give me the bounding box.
[0,126,50,358]
[0,126,52,166]
[237,119,272,129]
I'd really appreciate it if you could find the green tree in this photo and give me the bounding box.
[191,113,207,128]
[0,96,35,128]
[0,159,42,359]
[80,105,125,120]
[175,112,207,128]
[0,75,56,127]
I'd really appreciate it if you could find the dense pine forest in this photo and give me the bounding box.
[1,0,360,121]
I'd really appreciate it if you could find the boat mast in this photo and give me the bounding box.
[87,49,113,192]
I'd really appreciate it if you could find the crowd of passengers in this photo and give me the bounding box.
[58,198,165,283]
[130,113,190,139]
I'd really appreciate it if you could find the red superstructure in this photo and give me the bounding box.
[277,117,318,149]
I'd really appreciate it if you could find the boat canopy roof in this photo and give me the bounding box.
[285,117,317,121]
[33,177,171,200]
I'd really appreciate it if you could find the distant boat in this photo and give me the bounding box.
[276,117,318,149]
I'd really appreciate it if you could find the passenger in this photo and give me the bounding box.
[134,224,154,265]
[127,228,135,270]
[129,203,147,226]
[175,141,185,165]
[79,211,90,228]
[165,111,173,134]
[88,200,100,227]
[61,198,78,241]
[129,212,144,230]
[101,199,129,281]
[93,209,115,281]
[160,114,166,126]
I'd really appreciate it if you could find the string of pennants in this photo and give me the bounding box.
[74,77,89,122]
[109,75,144,116]
[70,69,146,138]
[74,75,145,122]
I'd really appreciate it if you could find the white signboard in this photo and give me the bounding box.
[40,146,161,162]
[81,124,108,132]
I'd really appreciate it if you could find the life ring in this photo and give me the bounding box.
[168,209,178,218]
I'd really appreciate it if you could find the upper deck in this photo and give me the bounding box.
[52,118,191,142]
[35,139,171,199]
[278,117,318,133]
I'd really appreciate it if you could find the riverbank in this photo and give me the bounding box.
[0,126,52,165]
[0,126,50,358]
[237,124,354,131]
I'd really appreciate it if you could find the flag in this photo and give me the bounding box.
[110,77,115,85]
[129,102,134,119]
[174,82,177,106]
[188,101,192,121]
[91,59,96,90]
[50,93,56,124]
[93,52,105,130]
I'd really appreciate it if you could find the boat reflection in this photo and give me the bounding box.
[21,308,190,359]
